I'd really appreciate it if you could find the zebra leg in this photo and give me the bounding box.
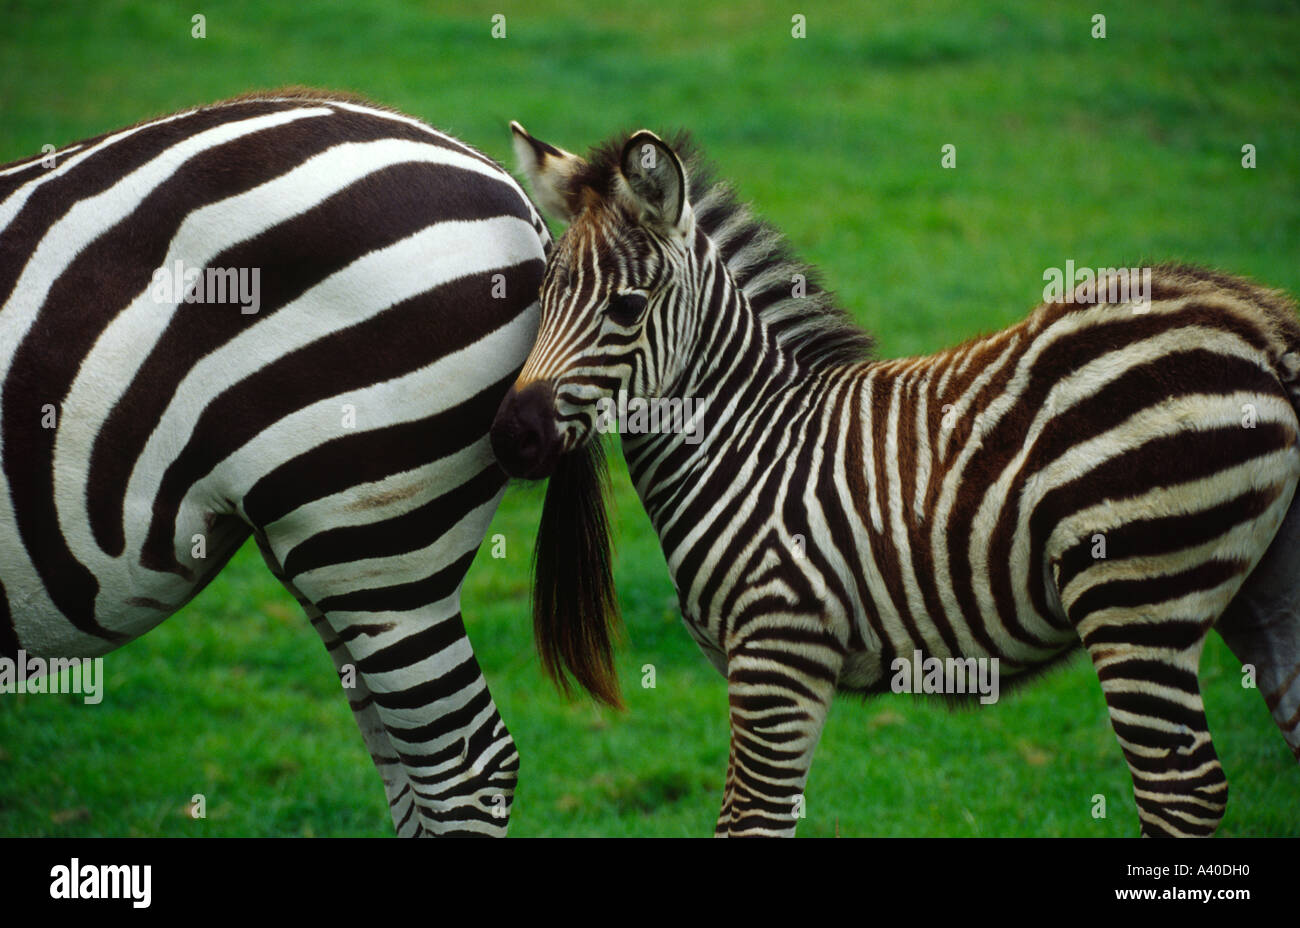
[1216,499,1300,761]
[1219,612,1300,762]
[718,629,843,837]
[253,532,422,832]
[1062,485,1300,837]
[1081,619,1227,836]
[306,598,426,835]
[252,532,429,834]
[252,530,518,836]
[714,737,738,835]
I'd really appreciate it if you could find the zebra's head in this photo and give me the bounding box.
[491,122,700,480]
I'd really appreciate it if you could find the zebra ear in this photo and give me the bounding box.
[510,121,585,223]
[618,130,690,234]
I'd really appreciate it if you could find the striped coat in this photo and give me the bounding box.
[493,124,1300,836]
[0,90,549,835]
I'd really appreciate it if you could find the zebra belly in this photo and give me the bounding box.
[836,611,1079,696]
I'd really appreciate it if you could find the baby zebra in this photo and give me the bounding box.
[491,123,1300,837]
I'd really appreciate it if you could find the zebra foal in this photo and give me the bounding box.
[0,90,592,836]
[492,123,1300,836]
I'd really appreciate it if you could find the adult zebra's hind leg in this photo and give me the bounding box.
[252,532,431,834]
[303,596,423,835]
[253,530,518,836]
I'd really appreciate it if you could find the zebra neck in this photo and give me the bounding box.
[621,283,809,532]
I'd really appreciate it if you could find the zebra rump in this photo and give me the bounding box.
[0,89,591,836]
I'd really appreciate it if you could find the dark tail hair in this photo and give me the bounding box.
[532,438,624,708]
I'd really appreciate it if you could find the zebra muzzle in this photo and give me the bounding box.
[491,381,561,480]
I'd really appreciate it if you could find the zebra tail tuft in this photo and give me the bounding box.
[532,438,625,709]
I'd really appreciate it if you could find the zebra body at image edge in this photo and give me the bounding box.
[492,124,1300,836]
[0,90,553,836]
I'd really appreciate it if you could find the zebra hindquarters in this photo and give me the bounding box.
[1053,390,1300,836]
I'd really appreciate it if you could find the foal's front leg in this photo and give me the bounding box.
[718,626,844,836]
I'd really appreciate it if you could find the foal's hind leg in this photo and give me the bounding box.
[1217,498,1300,761]
[1061,456,1298,834]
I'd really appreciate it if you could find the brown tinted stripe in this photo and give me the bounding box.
[896,366,966,657]
[281,463,504,580]
[244,371,513,528]
[0,150,73,201]
[1027,421,1293,621]
[1081,618,1208,650]
[986,348,1283,639]
[949,318,1274,650]
[1069,558,1248,622]
[820,384,875,651]
[1095,658,1199,691]
[1054,486,1281,592]
[867,372,928,652]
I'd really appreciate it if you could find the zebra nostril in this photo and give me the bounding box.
[491,382,558,479]
[516,425,541,459]
[489,413,527,475]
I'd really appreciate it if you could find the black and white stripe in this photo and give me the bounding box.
[494,124,1300,836]
[0,91,550,836]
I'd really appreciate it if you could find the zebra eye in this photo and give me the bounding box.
[607,292,647,326]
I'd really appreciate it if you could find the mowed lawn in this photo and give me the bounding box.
[1,0,1298,836]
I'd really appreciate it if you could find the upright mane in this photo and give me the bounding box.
[570,131,875,369]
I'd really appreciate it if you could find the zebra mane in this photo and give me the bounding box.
[573,132,875,368]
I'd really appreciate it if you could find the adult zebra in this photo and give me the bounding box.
[492,123,1300,836]
[0,89,583,836]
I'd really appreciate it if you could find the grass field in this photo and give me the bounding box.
[1,0,1298,836]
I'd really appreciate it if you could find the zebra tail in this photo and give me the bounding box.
[532,438,624,708]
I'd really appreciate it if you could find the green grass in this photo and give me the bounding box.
[1,0,1298,836]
